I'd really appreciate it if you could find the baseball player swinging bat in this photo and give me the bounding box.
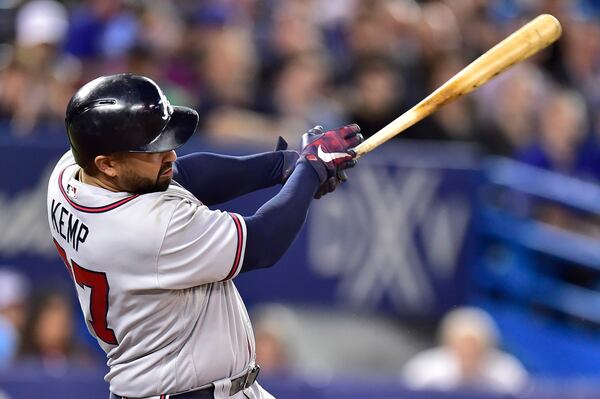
[353,14,562,158]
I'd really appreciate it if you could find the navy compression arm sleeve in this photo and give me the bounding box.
[241,162,319,272]
[173,152,286,205]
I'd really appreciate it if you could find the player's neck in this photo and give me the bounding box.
[79,169,123,192]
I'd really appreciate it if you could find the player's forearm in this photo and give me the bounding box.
[173,151,290,205]
[241,161,319,271]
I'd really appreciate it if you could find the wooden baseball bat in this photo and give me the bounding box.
[353,14,562,157]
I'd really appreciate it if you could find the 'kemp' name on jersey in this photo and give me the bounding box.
[50,199,89,251]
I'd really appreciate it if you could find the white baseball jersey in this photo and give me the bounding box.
[46,151,265,398]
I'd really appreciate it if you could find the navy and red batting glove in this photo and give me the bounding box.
[298,124,363,197]
[274,136,299,184]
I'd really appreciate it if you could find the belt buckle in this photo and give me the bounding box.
[242,365,260,389]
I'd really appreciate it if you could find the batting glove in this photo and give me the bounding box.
[298,124,363,197]
[274,136,299,184]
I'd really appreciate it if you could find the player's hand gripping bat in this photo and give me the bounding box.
[352,14,562,158]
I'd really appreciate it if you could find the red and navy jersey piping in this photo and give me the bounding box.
[221,212,244,281]
[58,168,140,214]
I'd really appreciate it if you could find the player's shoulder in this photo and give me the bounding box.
[135,181,203,220]
[155,182,235,230]
[161,181,201,204]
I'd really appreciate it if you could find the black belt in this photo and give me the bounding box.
[110,365,260,399]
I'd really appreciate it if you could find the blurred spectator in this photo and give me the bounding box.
[476,64,547,155]
[254,320,292,377]
[401,307,528,394]
[579,97,600,181]
[251,304,299,377]
[418,1,462,60]
[559,17,600,105]
[196,26,260,132]
[517,86,591,178]
[0,0,80,136]
[345,56,406,138]
[16,0,67,49]
[346,0,404,62]
[64,0,137,65]
[449,0,501,59]
[259,0,325,85]
[380,0,423,72]
[270,50,345,132]
[0,268,30,368]
[19,289,94,373]
[408,55,476,141]
[130,2,196,107]
[135,2,184,60]
[516,87,600,234]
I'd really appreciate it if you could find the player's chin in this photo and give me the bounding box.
[155,176,171,192]
[128,176,171,194]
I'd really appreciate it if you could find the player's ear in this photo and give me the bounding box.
[94,155,118,177]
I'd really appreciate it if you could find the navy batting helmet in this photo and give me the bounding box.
[65,73,199,167]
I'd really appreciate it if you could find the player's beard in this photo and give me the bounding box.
[121,164,172,194]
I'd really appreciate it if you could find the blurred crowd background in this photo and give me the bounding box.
[1,0,600,398]
[2,0,600,171]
